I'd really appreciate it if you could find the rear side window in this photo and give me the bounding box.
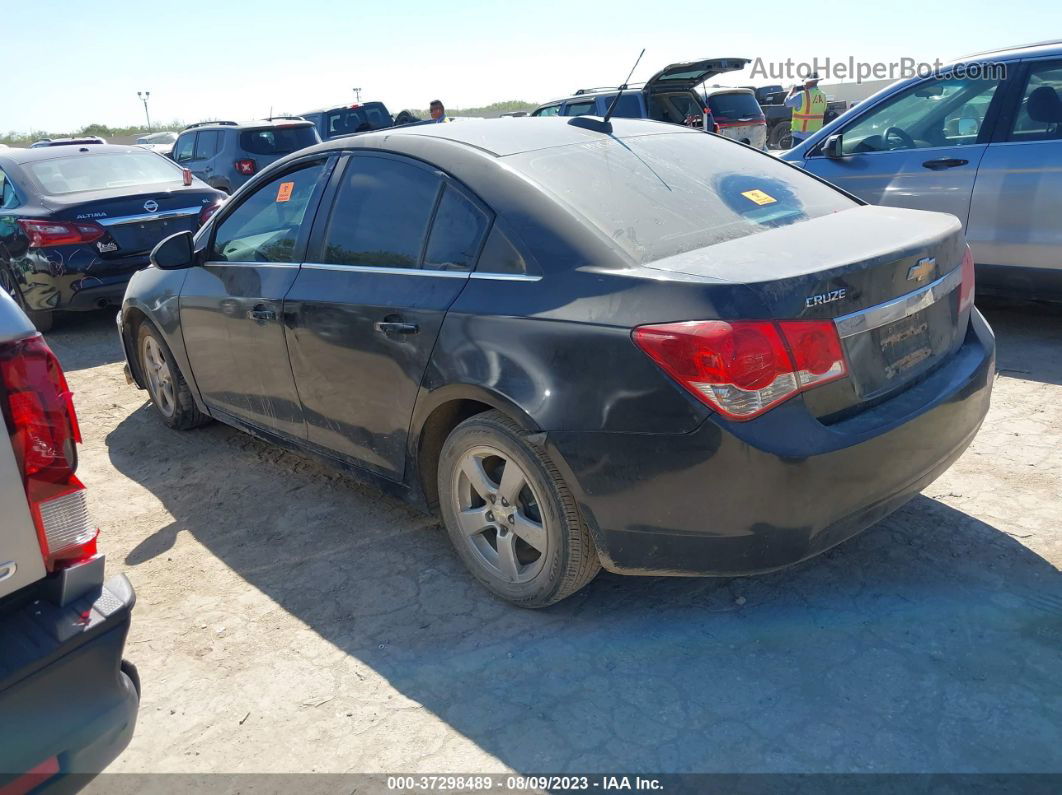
[1008,61,1062,142]
[476,226,529,275]
[0,170,19,209]
[507,131,855,265]
[173,133,195,163]
[708,92,763,120]
[423,186,490,272]
[534,105,560,117]
[319,156,441,269]
[239,126,318,155]
[562,101,597,117]
[599,94,642,118]
[194,130,220,160]
[211,162,325,263]
[26,152,183,196]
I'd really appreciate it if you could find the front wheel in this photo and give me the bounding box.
[136,322,208,430]
[438,410,600,607]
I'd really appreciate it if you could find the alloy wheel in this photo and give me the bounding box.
[141,335,176,418]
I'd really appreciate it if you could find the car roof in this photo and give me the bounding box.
[956,39,1062,61]
[300,101,390,114]
[0,143,162,166]
[180,119,314,132]
[302,116,699,159]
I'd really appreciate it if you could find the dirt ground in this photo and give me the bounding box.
[42,301,1061,776]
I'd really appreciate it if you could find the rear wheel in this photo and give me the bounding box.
[438,410,600,607]
[136,322,208,430]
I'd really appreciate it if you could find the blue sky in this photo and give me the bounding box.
[3,0,1059,132]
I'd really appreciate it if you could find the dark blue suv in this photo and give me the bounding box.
[299,102,394,141]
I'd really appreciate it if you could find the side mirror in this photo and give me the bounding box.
[151,231,195,270]
[823,134,844,159]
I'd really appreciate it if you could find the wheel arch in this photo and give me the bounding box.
[408,384,542,513]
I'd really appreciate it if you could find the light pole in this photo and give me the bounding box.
[352,87,362,104]
[137,91,152,131]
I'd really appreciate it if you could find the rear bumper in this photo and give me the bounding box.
[18,263,143,313]
[0,575,138,788]
[546,310,995,576]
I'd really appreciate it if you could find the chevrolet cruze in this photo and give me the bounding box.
[118,117,995,607]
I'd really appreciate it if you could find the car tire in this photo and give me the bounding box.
[136,321,208,430]
[438,410,600,607]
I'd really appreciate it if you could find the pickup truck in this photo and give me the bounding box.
[0,289,138,792]
[748,84,848,149]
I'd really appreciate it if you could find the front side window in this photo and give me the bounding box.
[173,133,196,163]
[423,186,490,272]
[211,162,325,263]
[1008,61,1062,142]
[839,75,1003,154]
[319,156,441,269]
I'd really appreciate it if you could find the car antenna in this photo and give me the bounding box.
[603,48,646,124]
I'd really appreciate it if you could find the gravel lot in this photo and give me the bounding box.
[43,302,1062,776]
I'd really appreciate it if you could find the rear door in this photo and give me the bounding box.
[968,58,1062,277]
[643,58,750,93]
[180,157,331,438]
[284,152,490,479]
[800,73,1007,225]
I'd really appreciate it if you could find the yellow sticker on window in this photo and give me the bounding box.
[741,189,777,206]
[276,181,294,203]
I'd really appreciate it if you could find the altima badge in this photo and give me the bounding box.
[907,257,935,282]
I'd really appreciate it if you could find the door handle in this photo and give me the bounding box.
[374,320,419,336]
[922,158,969,170]
[248,305,276,322]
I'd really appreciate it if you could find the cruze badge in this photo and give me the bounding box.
[805,288,846,308]
[907,257,935,282]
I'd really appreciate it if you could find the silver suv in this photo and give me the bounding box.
[172,118,321,194]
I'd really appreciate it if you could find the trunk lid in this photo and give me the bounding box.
[43,186,215,265]
[645,205,971,414]
[644,58,750,93]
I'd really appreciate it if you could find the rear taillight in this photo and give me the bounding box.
[199,199,224,227]
[632,319,847,420]
[235,159,256,175]
[17,219,105,248]
[0,335,97,570]
[959,245,975,313]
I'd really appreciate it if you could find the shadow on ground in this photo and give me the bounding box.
[979,299,1062,386]
[42,309,124,372]
[107,399,1062,773]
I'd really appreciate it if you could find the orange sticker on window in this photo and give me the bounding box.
[276,181,294,203]
[741,189,777,206]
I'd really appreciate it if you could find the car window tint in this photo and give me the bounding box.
[173,133,196,163]
[840,76,1002,154]
[239,127,319,155]
[194,130,219,160]
[423,186,490,271]
[211,162,324,263]
[508,131,855,265]
[0,170,18,209]
[1009,61,1062,142]
[708,92,762,119]
[26,153,183,195]
[476,226,529,275]
[319,156,440,269]
[600,94,642,118]
[534,105,561,117]
[562,101,597,117]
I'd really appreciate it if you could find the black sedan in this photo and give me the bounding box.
[118,117,994,607]
[0,145,224,331]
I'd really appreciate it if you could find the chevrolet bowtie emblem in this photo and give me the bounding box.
[907,257,936,282]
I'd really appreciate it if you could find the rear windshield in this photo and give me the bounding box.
[325,104,393,136]
[239,125,319,155]
[26,152,182,196]
[708,92,763,120]
[506,131,855,264]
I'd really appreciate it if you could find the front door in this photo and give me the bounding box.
[284,153,491,479]
[180,158,330,438]
[968,58,1062,276]
[801,73,1006,226]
